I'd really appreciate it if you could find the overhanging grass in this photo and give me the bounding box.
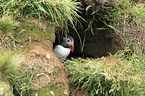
[94,0,145,26]
[80,0,145,54]
[113,0,145,26]
[105,1,145,54]
[0,0,81,33]
[0,15,20,49]
[64,50,145,96]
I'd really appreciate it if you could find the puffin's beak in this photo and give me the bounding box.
[71,43,74,52]
[68,42,74,52]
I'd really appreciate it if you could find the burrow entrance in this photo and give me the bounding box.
[53,0,125,59]
[53,26,124,59]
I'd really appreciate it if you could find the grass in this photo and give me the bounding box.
[0,50,23,76]
[0,1,81,95]
[0,0,81,49]
[0,50,34,95]
[112,0,145,25]
[0,15,20,49]
[105,1,145,54]
[64,48,145,96]
[0,0,81,34]
[90,0,145,26]
[83,0,145,54]
[8,67,34,96]
[0,0,144,96]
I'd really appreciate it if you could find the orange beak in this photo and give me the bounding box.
[71,43,74,52]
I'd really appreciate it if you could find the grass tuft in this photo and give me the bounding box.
[1,0,81,34]
[84,0,145,54]
[0,15,20,49]
[8,67,34,96]
[0,50,34,95]
[64,49,145,95]
[0,50,23,76]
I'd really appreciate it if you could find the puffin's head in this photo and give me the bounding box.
[61,35,74,52]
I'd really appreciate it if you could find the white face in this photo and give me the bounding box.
[61,35,74,52]
[62,37,73,47]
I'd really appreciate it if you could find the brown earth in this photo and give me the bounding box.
[70,22,125,58]
[18,18,69,95]
[22,40,69,96]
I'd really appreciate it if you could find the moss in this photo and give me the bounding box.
[30,84,69,96]
[18,18,55,42]
[0,81,14,96]
[0,50,23,76]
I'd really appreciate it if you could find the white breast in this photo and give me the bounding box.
[53,45,70,62]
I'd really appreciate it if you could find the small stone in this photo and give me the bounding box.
[50,90,55,95]
[64,89,68,95]
[29,37,31,42]
[46,54,50,59]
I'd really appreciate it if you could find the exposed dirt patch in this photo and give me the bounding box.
[22,40,69,95]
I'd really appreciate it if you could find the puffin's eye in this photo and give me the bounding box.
[67,39,70,42]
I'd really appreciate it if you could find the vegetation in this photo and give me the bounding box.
[8,66,34,95]
[65,48,145,95]
[107,0,145,54]
[0,0,80,95]
[0,15,20,49]
[0,0,80,33]
[0,0,81,48]
[0,50,34,95]
[0,0,145,96]
[64,1,145,95]
[84,0,145,54]
[0,50,23,76]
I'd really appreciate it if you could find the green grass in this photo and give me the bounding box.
[0,0,144,96]
[84,0,145,54]
[112,0,145,25]
[0,0,81,34]
[91,0,145,26]
[0,50,23,76]
[104,0,145,54]
[0,1,80,95]
[8,67,34,96]
[0,50,34,96]
[64,49,145,96]
[0,0,81,48]
[0,15,20,49]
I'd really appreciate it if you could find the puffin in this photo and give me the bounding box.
[53,35,74,62]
